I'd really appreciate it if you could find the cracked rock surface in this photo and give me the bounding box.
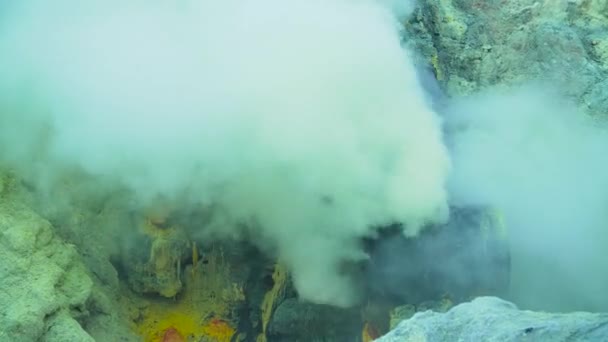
[0,201,94,341]
[405,0,608,115]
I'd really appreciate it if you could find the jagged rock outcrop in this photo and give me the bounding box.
[378,296,608,342]
[405,0,608,115]
[0,173,139,342]
[0,201,94,341]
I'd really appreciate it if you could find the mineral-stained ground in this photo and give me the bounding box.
[0,167,508,341]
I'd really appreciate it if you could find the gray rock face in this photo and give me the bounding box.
[378,297,608,342]
[0,201,94,341]
[405,0,608,116]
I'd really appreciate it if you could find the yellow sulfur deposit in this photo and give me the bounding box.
[256,263,288,342]
[134,299,235,342]
[431,54,443,81]
[362,322,380,342]
[133,244,241,342]
[135,302,204,342]
[201,319,235,342]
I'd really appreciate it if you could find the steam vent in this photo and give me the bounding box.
[1,1,607,341]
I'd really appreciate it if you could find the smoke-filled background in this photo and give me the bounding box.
[0,0,607,313]
[0,0,449,307]
[445,86,608,311]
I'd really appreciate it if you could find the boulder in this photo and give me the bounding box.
[267,298,361,342]
[378,296,608,342]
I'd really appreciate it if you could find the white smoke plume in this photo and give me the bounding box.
[445,85,608,311]
[0,0,448,306]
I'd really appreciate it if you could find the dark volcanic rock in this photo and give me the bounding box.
[267,298,361,342]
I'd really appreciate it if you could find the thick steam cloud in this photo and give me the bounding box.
[445,86,608,311]
[0,0,449,306]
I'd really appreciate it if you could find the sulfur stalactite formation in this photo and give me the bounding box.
[0,164,513,342]
[124,208,243,341]
[131,241,244,342]
[116,205,287,341]
[256,263,288,342]
[92,198,510,342]
[137,220,189,298]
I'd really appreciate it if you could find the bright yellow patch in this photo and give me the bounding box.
[134,298,236,342]
[132,245,240,342]
[256,263,287,342]
[431,54,443,81]
[135,302,202,342]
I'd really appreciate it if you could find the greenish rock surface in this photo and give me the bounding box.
[405,0,608,115]
[0,201,93,341]
[0,173,139,342]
